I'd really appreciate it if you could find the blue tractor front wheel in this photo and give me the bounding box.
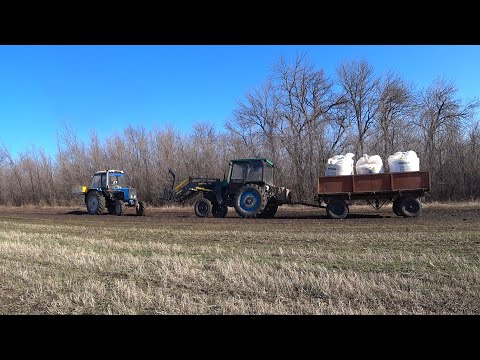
[115,200,125,216]
[136,201,146,216]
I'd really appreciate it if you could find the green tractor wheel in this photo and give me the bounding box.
[212,204,228,218]
[258,203,278,218]
[195,198,212,217]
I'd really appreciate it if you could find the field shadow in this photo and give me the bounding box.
[277,213,385,220]
[66,211,144,217]
[346,213,385,219]
[66,210,88,215]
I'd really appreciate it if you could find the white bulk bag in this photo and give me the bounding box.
[388,151,420,172]
[356,154,384,175]
[325,153,355,176]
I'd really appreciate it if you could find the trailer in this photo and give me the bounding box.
[315,171,430,219]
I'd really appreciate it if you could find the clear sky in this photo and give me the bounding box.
[0,45,479,158]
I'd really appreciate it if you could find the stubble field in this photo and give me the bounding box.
[0,202,479,314]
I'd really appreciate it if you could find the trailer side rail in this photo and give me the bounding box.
[317,171,430,194]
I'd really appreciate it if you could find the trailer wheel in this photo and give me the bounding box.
[86,191,106,215]
[326,198,349,219]
[258,203,278,218]
[212,204,228,218]
[136,201,146,216]
[234,184,267,218]
[195,198,212,217]
[399,197,421,217]
[392,199,402,216]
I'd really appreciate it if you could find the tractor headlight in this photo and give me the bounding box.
[129,189,137,199]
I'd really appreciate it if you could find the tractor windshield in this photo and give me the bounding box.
[109,173,127,188]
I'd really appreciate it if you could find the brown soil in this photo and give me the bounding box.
[0,203,478,228]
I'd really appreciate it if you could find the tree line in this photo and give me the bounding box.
[1,55,479,206]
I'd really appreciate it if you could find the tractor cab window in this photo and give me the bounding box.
[263,163,273,185]
[91,174,107,188]
[245,161,263,182]
[230,163,246,183]
[109,173,127,188]
[91,174,102,188]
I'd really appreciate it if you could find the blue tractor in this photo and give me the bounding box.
[82,170,146,216]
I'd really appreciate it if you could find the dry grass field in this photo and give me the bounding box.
[0,202,479,314]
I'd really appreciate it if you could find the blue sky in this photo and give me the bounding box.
[0,45,479,158]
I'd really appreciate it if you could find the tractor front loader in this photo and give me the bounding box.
[161,169,226,217]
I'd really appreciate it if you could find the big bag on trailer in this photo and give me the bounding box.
[325,153,354,176]
[388,151,420,172]
[356,154,384,174]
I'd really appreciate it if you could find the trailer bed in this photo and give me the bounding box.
[318,171,430,197]
[316,171,431,218]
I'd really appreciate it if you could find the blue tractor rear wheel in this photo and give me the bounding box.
[234,184,267,218]
[86,191,106,215]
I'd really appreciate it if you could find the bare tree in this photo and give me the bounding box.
[55,124,89,205]
[226,79,281,160]
[124,125,153,201]
[89,130,107,172]
[274,55,346,200]
[1,143,25,206]
[105,132,128,171]
[38,148,56,205]
[373,72,415,162]
[337,60,379,158]
[465,121,480,199]
[1,59,480,206]
[415,78,479,171]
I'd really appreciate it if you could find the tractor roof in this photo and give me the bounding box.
[230,158,274,166]
[94,170,125,175]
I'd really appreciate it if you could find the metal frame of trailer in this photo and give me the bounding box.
[314,171,431,219]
